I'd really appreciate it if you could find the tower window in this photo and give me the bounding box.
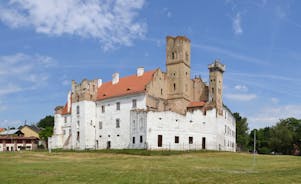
[172,52,175,59]
[161,88,163,95]
[186,52,189,61]
[173,83,176,91]
[212,88,214,93]
[76,105,80,115]
[116,119,120,128]
[99,121,102,129]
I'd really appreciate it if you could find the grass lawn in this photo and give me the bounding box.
[0,150,300,184]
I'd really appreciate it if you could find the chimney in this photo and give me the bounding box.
[97,79,102,88]
[112,73,119,84]
[137,67,144,77]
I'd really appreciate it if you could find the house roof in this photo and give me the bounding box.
[187,101,206,108]
[0,129,22,135]
[0,128,4,132]
[97,70,156,100]
[19,125,41,133]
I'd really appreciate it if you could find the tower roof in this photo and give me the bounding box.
[208,60,225,73]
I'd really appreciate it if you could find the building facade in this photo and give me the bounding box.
[49,36,236,151]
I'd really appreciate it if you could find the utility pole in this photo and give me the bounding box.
[253,129,256,168]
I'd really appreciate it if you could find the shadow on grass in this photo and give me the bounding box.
[37,148,217,156]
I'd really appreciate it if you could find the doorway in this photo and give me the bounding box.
[202,137,206,149]
[158,135,162,147]
[106,141,111,149]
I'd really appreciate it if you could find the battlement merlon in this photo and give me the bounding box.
[208,60,226,73]
[166,35,191,42]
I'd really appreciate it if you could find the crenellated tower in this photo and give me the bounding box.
[208,60,225,115]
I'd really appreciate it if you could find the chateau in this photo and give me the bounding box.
[49,36,236,151]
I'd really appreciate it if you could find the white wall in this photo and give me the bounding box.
[95,93,146,149]
[145,108,236,151]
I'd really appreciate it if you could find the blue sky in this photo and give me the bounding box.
[0,0,300,129]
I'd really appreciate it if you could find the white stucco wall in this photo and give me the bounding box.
[145,107,236,151]
[95,93,146,149]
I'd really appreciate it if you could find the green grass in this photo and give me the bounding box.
[0,150,300,184]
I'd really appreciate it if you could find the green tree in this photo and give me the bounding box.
[37,115,54,128]
[39,127,53,149]
[269,118,301,155]
[234,112,249,151]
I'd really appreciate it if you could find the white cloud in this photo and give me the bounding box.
[162,8,172,18]
[271,97,279,104]
[192,43,269,65]
[249,105,301,128]
[0,53,55,96]
[0,0,146,50]
[234,85,248,92]
[225,93,257,101]
[233,13,243,35]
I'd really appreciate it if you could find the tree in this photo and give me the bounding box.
[39,127,53,149]
[269,118,301,155]
[36,115,54,149]
[37,115,54,128]
[234,112,249,151]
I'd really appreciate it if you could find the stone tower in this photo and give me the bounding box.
[166,36,191,100]
[71,79,101,102]
[165,36,192,114]
[208,60,225,116]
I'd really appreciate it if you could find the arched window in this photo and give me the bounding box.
[172,52,175,59]
[173,83,176,91]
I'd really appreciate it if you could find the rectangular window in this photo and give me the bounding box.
[63,130,66,135]
[132,137,135,144]
[64,117,67,123]
[99,121,102,129]
[101,105,105,113]
[175,136,179,144]
[116,102,120,110]
[76,105,80,115]
[132,99,137,108]
[189,137,193,144]
[77,131,80,141]
[140,135,143,143]
[116,119,120,128]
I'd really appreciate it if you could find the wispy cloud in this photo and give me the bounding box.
[224,93,257,101]
[249,105,301,128]
[232,13,243,35]
[192,43,269,65]
[234,84,248,92]
[0,53,55,96]
[0,0,146,50]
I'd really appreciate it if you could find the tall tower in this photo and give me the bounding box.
[166,36,191,101]
[208,60,225,116]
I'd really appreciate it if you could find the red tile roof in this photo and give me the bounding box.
[61,103,70,115]
[61,93,71,115]
[97,70,156,100]
[187,101,206,108]
[0,128,4,132]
